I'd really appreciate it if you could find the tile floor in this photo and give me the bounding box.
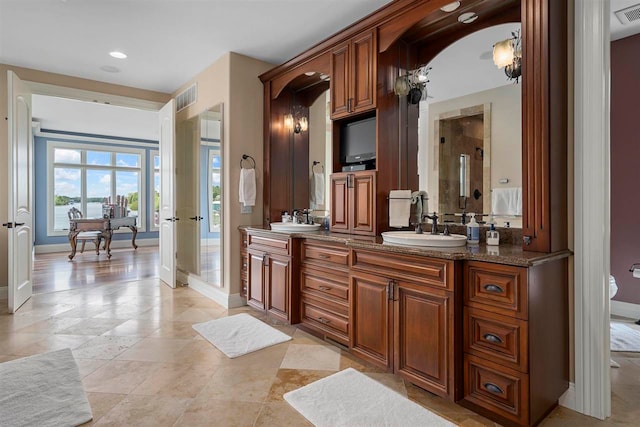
[0,278,638,426]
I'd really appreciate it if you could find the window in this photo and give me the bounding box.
[150,151,160,230]
[208,148,221,233]
[48,142,146,235]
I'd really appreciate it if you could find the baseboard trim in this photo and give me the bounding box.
[611,300,640,320]
[559,382,576,411]
[34,239,158,254]
[186,274,245,309]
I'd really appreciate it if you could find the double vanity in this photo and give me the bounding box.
[239,226,569,427]
[249,0,570,425]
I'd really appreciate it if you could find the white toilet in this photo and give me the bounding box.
[610,275,619,368]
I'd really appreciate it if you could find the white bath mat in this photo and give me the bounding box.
[284,368,456,427]
[0,348,93,427]
[611,321,640,352]
[192,313,291,358]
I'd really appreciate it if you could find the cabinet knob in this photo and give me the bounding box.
[483,383,504,395]
[482,333,503,344]
[483,284,504,294]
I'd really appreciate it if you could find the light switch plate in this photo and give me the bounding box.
[241,205,252,214]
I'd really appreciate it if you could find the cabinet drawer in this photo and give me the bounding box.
[463,354,529,426]
[302,240,349,267]
[301,267,349,301]
[301,298,349,344]
[464,307,528,372]
[465,262,528,319]
[352,249,453,290]
[248,233,290,254]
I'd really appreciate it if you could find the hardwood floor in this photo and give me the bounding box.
[33,246,159,295]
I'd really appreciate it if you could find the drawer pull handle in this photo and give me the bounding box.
[318,254,331,259]
[483,333,503,344]
[484,383,504,395]
[318,286,332,291]
[484,284,504,293]
[242,263,247,268]
[317,317,331,324]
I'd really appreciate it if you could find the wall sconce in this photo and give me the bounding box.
[284,110,308,134]
[493,30,522,83]
[394,65,431,104]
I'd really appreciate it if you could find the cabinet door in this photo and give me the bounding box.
[351,30,376,114]
[266,253,291,322]
[330,173,350,232]
[350,271,393,370]
[351,171,376,235]
[330,43,350,119]
[247,250,266,310]
[395,281,453,398]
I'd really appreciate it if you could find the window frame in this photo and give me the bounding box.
[47,141,147,236]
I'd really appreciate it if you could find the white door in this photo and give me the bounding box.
[6,71,33,313]
[159,99,176,288]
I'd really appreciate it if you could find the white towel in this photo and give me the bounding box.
[310,172,325,208]
[491,187,522,216]
[389,190,412,228]
[239,168,256,207]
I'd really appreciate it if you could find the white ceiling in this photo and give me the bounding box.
[0,0,390,94]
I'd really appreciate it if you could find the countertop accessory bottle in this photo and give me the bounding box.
[487,223,500,246]
[466,213,480,245]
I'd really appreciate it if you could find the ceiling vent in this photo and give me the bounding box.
[615,4,640,25]
[176,83,197,112]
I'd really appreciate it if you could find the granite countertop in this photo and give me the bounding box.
[239,225,571,267]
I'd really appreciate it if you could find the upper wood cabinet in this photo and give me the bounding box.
[330,30,377,119]
[330,171,376,235]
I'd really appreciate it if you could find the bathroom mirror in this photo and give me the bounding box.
[269,73,331,223]
[417,23,522,227]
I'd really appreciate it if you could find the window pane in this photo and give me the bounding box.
[54,148,81,164]
[154,171,160,227]
[154,155,160,170]
[53,167,81,230]
[86,170,111,218]
[87,151,112,166]
[116,170,139,217]
[211,154,221,169]
[116,153,140,168]
[211,171,221,231]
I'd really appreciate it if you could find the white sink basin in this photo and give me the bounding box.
[381,231,467,247]
[270,222,322,232]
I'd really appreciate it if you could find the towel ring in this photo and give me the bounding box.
[240,154,256,169]
[312,161,324,173]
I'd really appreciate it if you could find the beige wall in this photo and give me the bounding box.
[308,90,330,214]
[0,64,170,290]
[173,52,273,297]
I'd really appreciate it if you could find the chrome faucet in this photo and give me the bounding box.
[424,212,439,235]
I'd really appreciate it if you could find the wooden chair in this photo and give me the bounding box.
[68,207,103,255]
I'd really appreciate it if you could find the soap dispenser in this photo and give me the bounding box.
[486,223,500,246]
[466,213,480,245]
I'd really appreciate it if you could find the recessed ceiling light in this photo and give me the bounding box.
[109,51,127,59]
[458,12,478,24]
[100,65,120,73]
[440,1,461,13]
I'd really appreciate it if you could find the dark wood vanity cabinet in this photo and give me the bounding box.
[240,229,248,298]
[461,260,568,427]
[246,230,299,324]
[330,29,377,119]
[350,248,458,400]
[299,240,351,346]
[330,170,376,235]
